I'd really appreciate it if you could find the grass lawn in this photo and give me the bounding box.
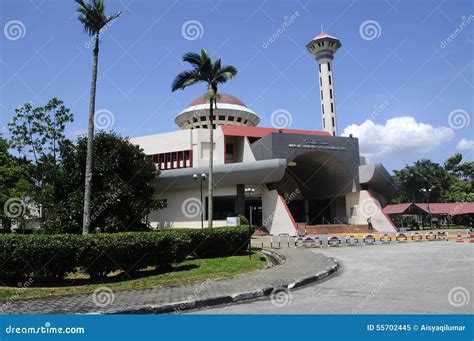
[0,251,268,300]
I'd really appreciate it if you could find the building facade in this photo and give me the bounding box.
[131,32,399,236]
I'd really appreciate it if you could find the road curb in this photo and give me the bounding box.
[109,250,338,315]
[288,258,339,289]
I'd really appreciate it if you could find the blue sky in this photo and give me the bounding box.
[1,0,473,172]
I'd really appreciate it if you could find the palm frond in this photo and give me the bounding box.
[75,0,120,36]
[171,70,202,91]
[105,11,122,26]
[214,65,238,83]
[182,52,202,66]
[172,49,237,97]
[211,58,221,76]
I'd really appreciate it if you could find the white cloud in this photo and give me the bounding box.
[456,138,474,151]
[342,116,454,158]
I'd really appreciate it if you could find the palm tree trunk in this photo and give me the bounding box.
[207,99,214,228]
[82,33,100,234]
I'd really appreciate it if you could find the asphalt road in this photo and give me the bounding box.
[190,241,473,314]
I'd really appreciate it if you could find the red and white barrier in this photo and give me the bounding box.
[411,232,423,242]
[299,236,322,248]
[436,231,448,241]
[328,236,341,247]
[425,232,436,241]
[345,235,359,246]
[396,233,408,242]
[364,234,376,245]
[380,233,392,244]
[469,230,474,243]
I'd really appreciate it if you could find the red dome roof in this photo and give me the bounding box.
[189,93,247,108]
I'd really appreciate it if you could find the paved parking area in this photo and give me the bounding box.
[192,241,474,314]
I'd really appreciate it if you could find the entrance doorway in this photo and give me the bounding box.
[308,199,331,224]
[245,198,262,227]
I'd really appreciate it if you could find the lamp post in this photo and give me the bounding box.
[245,188,255,259]
[194,173,206,228]
[421,188,433,228]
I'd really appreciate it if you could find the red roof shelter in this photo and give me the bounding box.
[383,202,474,216]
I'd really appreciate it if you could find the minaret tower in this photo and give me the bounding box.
[306,31,341,136]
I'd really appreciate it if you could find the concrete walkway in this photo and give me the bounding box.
[1,248,337,314]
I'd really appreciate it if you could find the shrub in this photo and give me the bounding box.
[0,234,82,282]
[238,215,249,226]
[0,226,252,282]
[179,226,254,258]
[80,231,192,278]
[0,231,192,282]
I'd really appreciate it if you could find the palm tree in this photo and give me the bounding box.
[76,0,121,234]
[172,49,237,228]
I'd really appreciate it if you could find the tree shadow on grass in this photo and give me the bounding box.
[4,263,201,288]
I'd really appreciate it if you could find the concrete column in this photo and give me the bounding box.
[319,61,337,136]
[236,184,245,216]
[304,199,309,224]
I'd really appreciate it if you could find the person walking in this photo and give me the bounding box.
[367,216,373,230]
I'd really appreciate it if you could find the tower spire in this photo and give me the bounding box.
[305,31,341,136]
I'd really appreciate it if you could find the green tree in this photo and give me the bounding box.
[171,49,237,227]
[7,99,74,228]
[76,0,122,234]
[393,159,450,203]
[442,153,474,202]
[56,131,164,233]
[392,153,473,204]
[0,135,30,232]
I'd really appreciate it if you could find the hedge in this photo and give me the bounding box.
[167,226,254,258]
[80,231,192,278]
[0,234,81,282]
[0,226,253,283]
[0,231,191,282]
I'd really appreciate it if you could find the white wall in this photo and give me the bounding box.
[149,185,236,229]
[242,136,257,162]
[262,185,297,236]
[345,190,397,233]
[130,130,193,155]
[192,127,225,167]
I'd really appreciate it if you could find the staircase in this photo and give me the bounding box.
[298,224,371,235]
